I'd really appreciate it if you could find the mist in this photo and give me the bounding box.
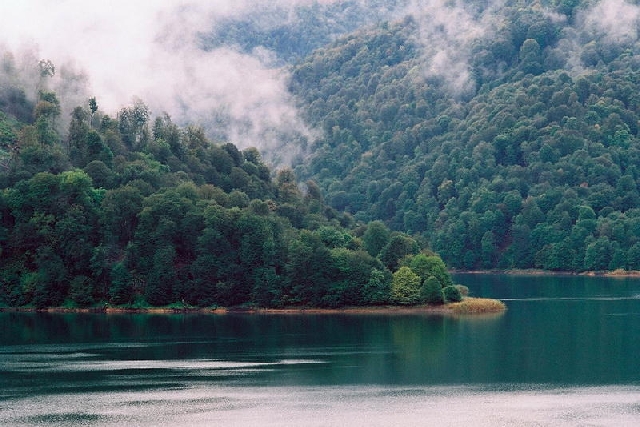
[2,0,640,165]
[0,1,351,166]
[402,0,493,96]
[582,0,640,44]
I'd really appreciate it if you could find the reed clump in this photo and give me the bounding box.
[448,297,506,314]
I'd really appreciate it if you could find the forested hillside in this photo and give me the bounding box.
[0,56,459,309]
[203,0,409,64]
[290,0,640,271]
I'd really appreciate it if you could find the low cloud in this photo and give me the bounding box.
[5,0,640,165]
[0,0,335,165]
[402,0,500,97]
[581,0,640,45]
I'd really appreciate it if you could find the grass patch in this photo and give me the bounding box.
[448,297,506,314]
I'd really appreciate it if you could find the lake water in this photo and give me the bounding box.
[1,274,640,426]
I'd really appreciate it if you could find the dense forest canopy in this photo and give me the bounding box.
[202,0,410,65]
[2,0,640,310]
[0,53,455,309]
[288,0,640,271]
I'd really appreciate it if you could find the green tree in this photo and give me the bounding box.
[443,285,462,303]
[583,236,612,271]
[68,106,90,167]
[421,276,444,305]
[285,230,334,306]
[362,268,391,305]
[408,253,453,288]
[144,245,176,306]
[100,185,144,248]
[314,226,352,248]
[627,243,640,271]
[109,261,134,305]
[391,266,421,305]
[363,220,391,257]
[69,275,94,307]
[379,234,419,271]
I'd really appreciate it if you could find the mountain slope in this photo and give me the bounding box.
[290,0,640,271]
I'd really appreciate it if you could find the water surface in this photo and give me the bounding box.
[1,275,639,425]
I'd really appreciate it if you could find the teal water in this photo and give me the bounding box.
[1,275,640,425]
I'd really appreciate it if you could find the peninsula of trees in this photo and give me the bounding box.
[0,79,464,310]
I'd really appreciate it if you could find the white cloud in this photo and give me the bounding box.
[403,0,499,97]
[0,0,329,164]
[582,0,640,45]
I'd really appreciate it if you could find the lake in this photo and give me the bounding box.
[1,274,639,426]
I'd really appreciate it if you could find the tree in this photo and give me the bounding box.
[379,234,419,271]
[519,38,543,75]
[315,226,352,248]
[583,237,612,271]
[408,253,453,288]
[628,243,640,271]
[144,245,177,306]
[391,266,421,305]
[100,185,144,248]
[69,275,93,307]
[88,97,98,115]
[421,276,444,305]
[285,230,334,306]
[443,285,462,303]
[480,231,497,268]
[32,246,67,308]
[109,261,133,305]
[275,168,302,204]
[34,91,61,146]
[363,220,391,257]
[191,204,238,306]
[119,99,150,149]
[362,268,391,305]
[68,107,90,166]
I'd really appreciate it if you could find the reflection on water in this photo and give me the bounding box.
[3,382,640,426]
[1,275,640,425]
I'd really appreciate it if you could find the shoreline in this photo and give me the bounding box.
[0,298,506,316]
[452,269,640,277]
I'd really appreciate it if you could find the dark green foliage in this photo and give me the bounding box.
[144,245,177,306]
[408,253,453,288]
[379,234,419,271]
[284,230,335,306]
[0,89,443,309]
[363,220,391,257]
[421,276,444,305]
[69,275,94,307]
[0,87,34,123]
[203,0,408,64]
[109,261,133,305]
[14,5,587,309]
[288,1,640,273]
[443,285,462,303]
[362,268,392,305]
